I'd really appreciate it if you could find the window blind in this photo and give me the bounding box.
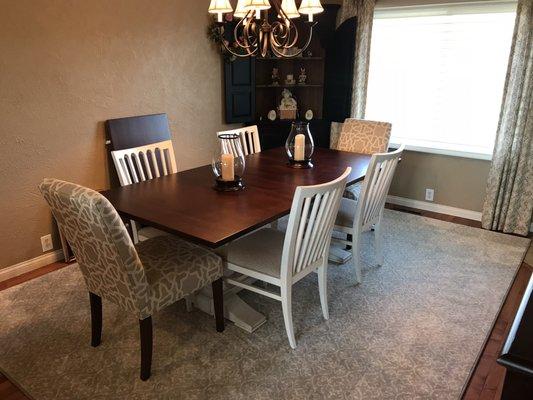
[366,1,516,158]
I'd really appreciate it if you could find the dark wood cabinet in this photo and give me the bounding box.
[223,5,356,148]
[256,119,332,150]
[498,275,533,399]
[224,57,256,123]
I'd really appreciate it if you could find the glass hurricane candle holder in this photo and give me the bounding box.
[212,133,246,191]
[285,121,314,168]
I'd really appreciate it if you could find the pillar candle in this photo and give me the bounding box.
[221,153,235,181]
[294,134,305,161]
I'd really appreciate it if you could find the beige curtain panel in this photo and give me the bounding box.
[482,0,533,236]
[338,0,376,119]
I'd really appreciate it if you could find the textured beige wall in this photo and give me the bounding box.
[390,151,491,211]
[0,0,230,268]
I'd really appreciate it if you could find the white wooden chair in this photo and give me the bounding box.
[223,168,352,348]
[217,125,261,156]
[111,140,177,243]
[332,145,404,284]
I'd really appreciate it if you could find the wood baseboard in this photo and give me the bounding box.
[0,250,64,283]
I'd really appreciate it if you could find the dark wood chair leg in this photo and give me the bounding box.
[89,292,102,347]
[345,233,353,251]
[139,317,152,381]
[212,278,225,332]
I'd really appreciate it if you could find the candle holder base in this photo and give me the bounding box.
[214,176,245,192]
[287,159,314,169]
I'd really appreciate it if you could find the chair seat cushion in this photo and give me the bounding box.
[343,181,362,201]
[136,235,223,314]
[335,198,358,228]
[223,228,285,278]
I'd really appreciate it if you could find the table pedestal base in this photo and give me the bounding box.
[328,246,352,264]
[191,277,267,333]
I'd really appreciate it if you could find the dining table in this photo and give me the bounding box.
[102,146,371,332]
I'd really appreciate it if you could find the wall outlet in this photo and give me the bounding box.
[425,188,435,202]
[40,234,53,252]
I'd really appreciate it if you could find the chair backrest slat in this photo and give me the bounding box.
[217,125,261,156]
[355,145,404,230]
[281,168,351,282]
[111,140,177,187]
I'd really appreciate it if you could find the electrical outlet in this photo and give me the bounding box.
[40,234,53,252]
[425,188,435,202]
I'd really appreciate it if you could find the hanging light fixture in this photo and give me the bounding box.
[208,0,234,23]
[209,0,323,58]
[299,0,324,22]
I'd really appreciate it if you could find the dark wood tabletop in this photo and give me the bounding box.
[101,147,371,248]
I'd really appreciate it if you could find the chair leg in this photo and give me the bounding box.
[317,262,329,320]
[89,292,102,347]
[374,219,384,267]
[139,317,153,381]
[281,285,297,349]
[212,278,225,332]
[352,235,362,285]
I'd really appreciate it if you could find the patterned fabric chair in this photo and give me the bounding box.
[39,179,224,380]
[331,119,392,201]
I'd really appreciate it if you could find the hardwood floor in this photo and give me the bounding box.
[0,208,530,400]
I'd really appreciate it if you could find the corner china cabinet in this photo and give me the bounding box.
[223,4,357,149]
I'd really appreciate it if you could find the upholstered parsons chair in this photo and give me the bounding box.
[331,118,392,201]
[39,179,225,380]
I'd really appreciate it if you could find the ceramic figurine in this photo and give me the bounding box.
[298,67,307,85]
[271,67,280,86]
[279,89,297,110]
[278,89,298,120]
[285,74,295,85]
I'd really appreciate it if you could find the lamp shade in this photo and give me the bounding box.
[298,0,324,15]
[208,0,233,14]
[234,0,250,18]
[280,0,300,18]
[243,0,271,11]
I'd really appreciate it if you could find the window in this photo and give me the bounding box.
[365,2,516,159]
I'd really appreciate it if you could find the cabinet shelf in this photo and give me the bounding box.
[256,84,323,88]
[256,57,324,61]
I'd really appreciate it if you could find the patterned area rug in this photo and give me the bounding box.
[0,210,529,400]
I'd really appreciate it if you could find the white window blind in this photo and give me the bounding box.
[366,2,516,159]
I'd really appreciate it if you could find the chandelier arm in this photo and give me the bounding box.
[271,21,298,49]
[220,37,258,58]
[231,18,257,50]
[271,23,316,58]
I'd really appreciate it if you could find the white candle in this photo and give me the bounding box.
[294,134,305,161]
[221,153,235,181]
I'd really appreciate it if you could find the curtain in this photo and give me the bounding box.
[338,0,376,119]
[482,0,533,236]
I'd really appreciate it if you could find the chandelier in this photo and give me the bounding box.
[208,0,324,58]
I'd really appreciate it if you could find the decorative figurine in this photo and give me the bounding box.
[271,67,280,86]
[285,74,296,85]
[305,50,313,58]
[279,89,298,120]
[298,67,307,85]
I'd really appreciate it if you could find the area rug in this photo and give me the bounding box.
[0,210,529,400]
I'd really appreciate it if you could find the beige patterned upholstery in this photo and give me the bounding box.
[335,119,392,154]
[39,179,222,320]
[331,119,392,200]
